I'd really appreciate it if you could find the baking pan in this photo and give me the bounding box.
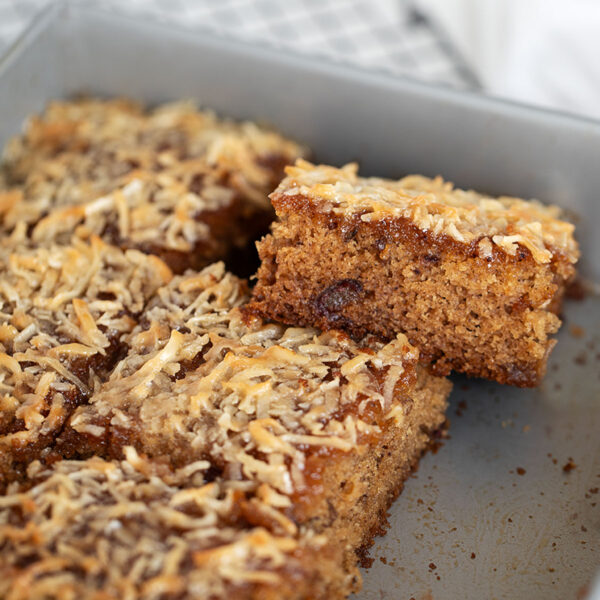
[0,3,598,598]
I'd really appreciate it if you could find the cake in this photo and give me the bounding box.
[0,262,451,599]
[0,234,172,488]
[0,452,347,600]
[0,100,455,599]
[0,98,306,273]
[249,160,579,386]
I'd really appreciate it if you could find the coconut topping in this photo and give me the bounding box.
[0,262,426,598]
[71,262,419,496]
[0,235,172,484]
[0,450,328,599]
[277,160,579,265]
[0,99,305,263]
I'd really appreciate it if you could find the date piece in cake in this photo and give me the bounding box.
[55,262,451,598]
[0,99,306,273]
[249,160,580,387]
[0,235,172,488]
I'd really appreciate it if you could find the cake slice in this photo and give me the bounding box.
[0,452,349,600]
[0,98,306,273]
[0,235,172,488]
[249,160,579,386]
[51,262,451,598]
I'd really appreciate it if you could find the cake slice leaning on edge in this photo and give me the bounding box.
[248,160,579,387]
[21,262,452,600]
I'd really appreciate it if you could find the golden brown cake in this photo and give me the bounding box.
[0,102,453,599]
[249,160,580,386]
[0,262,451,599]
[0,234,172,487]
[0,98,306,273]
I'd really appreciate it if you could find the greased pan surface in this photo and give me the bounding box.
[0,4,598,598]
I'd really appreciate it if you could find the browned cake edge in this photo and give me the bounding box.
[248,194,576,387]
[290,367,450,584]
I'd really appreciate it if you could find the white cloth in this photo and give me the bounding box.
[416,0,600,120]
[0,0,473,88]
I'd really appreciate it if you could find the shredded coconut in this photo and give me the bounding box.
[0,235,172,482]
[278,160,579,265]
[72,262,419,496]
[0,451,328,599]
[0,99,305,264]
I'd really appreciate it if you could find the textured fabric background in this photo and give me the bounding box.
[0,0,478,90]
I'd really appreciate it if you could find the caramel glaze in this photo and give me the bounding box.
[0,333,130,490]
[271,194,575,281]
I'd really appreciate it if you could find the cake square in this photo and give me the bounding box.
[0,235,172,488]
[0,99,306,273]
[249,160,579,386]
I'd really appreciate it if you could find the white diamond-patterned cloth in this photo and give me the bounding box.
[0,0,478,90]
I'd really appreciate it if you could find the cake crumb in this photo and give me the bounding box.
[516,467,526,476]
[563,459,577,473]
[455,400,467,417]
[570,324,585,338]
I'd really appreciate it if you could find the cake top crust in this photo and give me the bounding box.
[0,450,329,599]
[0,98,305,254]
[275,160,579,265]
[0,235,172,467]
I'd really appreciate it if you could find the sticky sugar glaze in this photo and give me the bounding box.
[277,160,578,265]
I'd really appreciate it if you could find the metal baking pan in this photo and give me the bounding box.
[0,3,598,598]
